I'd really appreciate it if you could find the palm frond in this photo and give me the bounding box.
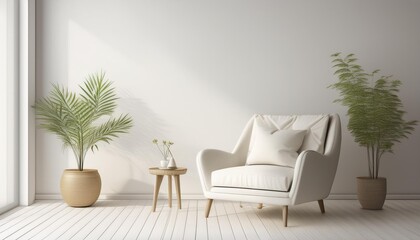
[33,72,133,170]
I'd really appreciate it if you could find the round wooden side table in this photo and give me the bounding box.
[149,167,187,212]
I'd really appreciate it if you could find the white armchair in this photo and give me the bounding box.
[196,114,341,227]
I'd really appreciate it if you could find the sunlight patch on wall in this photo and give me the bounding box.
[66,20,249,194]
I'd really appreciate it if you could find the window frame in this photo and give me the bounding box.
[18,0,36,207]
[0,0,36,214]
[0,0,20,214]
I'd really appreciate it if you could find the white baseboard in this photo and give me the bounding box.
[327,194,358,200]
[328,194,420,200]
[36,193,420,201]
[35,193,206,200]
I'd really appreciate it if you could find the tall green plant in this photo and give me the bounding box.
[34,72,133,171]
[329,53,417,179]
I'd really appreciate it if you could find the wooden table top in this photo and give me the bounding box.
[149,167,187,176]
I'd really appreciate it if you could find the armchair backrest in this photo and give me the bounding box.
[322,114,342,161]
[232,114,341,164]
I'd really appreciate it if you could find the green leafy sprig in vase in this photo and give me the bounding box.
[152,139,177,169]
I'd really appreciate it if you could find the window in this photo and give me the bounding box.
[0,0,18,214]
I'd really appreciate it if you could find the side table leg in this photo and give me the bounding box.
[152,175,164,212]
[168,175,172,208]
[174,175,182,209]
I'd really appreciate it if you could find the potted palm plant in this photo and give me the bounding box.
[330,53,417,209]
[34,72,133,207]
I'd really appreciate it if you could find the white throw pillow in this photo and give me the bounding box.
[249,114,329,154]
[246,118,306,168]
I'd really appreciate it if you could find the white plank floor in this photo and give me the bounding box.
[1,200,420,239]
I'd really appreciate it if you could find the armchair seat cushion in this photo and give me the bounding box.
[211,165,294,192]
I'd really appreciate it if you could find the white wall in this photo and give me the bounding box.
[35,0,420,198]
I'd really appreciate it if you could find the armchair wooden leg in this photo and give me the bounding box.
[257,203,263,209]
[282,205,288,227]
[205,199,213,218]
[318,199,325,214]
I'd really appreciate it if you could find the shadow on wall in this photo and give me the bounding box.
[113,96,169,160]
[97,95,171,194]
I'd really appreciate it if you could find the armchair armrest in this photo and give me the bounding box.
[289,150,339,205]
[196,149,245,192]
